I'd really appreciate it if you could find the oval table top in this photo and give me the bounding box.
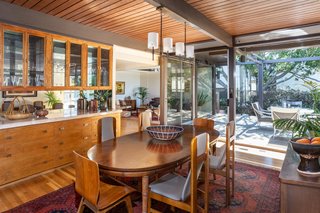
[87,125,219,176]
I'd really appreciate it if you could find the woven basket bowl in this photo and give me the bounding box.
[146,125,184,141]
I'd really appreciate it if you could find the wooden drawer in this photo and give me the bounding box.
[1,124,54,143]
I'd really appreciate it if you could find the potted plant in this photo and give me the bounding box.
[94,90,112,111]
[197,91,209,110]
[45,91,62,109]
[273,117,320,138]
[133,87,148,107]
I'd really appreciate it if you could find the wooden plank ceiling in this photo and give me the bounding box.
[2,0,210,43]
[3,0,320,43]
[186,0,320,36]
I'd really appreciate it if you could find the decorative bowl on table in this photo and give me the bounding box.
[146,125,184,141]
[290,138,320,176]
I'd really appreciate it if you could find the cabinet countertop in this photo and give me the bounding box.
[0,109,122,130]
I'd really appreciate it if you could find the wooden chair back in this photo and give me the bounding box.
[100,117,116,142]
[138,109,152,131]
[181,133,209,212]
[193,118,214,129]
[74,151,100,206]
[225,120,235,169]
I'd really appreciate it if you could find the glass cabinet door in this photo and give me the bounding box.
[3,30,23,86]
[52,40,66,87]
[28,35,44,87]
[87,46,97,86]
[70,43,82,86]
[100,48,110,87]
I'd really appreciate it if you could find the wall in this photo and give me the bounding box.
[116,71,141,100]
[140,72,161,101]
[115,71,160,107]
[0,91,65,111]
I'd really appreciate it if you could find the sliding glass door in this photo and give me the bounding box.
[166,58,193,125]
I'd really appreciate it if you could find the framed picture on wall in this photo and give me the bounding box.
[116,82,125,95]
[2,91,37,98]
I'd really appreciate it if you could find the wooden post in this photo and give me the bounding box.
[258,63,264,108]
[228,47,236,122]
[211,65,216,115]
[160,56,167,124]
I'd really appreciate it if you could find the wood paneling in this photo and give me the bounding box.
[3,0,320,42]
[186,0,320,36]
[3,0,210,43]
[0,112,121,186]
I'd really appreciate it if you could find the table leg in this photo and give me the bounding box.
[142,175,149,213]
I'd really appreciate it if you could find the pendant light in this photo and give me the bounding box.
[175,42,185,56]
[163,37,173,53]
[186,45,194,58]
[147,8,194,59]
[148,32,159,60]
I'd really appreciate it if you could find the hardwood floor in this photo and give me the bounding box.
[0,166,75,211]
[0,116,284,211]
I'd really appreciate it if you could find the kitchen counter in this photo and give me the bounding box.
[279,144,320,213]
[0,109,122,130]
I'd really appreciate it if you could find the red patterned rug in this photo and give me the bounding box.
[5,163,280,213]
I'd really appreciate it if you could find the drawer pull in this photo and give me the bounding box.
[42,130,48,133]
[59,127,65,131]
[83,136,89,140]
[6,154,12,158]
[42,145,48,149]
[5,136,12,140]
[83,123,89,127]
[59,141,64,145]
[43,160,48,164]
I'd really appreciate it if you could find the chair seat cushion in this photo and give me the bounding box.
[209,143,226,170]
[149,173,187,201]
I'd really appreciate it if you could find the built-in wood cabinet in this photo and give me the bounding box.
[0,23,112,91]
[0,112,121,185]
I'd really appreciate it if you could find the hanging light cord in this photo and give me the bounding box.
[160,7,163,55]
[184,22,187,57]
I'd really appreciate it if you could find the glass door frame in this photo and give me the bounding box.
[160,55,196,124]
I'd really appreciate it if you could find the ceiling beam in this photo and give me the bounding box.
[241,40,320,52]
[145,0,233,47]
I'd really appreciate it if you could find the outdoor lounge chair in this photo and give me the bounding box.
[271,107,299,136]
[251,102,272,125]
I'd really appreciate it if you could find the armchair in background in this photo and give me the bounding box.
[251,102,272,125]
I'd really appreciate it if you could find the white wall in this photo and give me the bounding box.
[115,71,160,106]
[116,71,141,100]
[140,72,160,103]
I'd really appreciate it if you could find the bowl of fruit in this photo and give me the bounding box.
[290,137,320,176]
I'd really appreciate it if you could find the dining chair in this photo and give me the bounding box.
[74,151,135,213]
[100,117,116,142]
[147,133,210,213]
[209,121,235,206]
[193,118,216,154]
[138,109,152,131]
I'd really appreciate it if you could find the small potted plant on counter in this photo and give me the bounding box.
[45,91,63,109]
[94,90,112,111]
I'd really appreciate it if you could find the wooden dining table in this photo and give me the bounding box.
[87,125,220,213]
